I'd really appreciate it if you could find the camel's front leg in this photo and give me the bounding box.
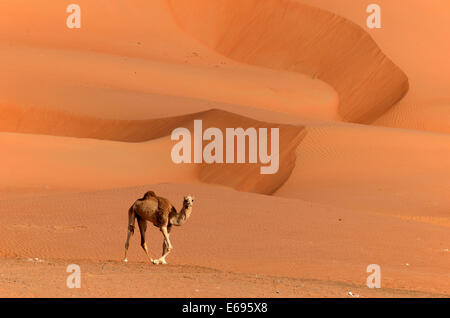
[138,218,153,263]
[153,226,172,264]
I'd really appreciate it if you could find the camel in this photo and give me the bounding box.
[124,191,194,265]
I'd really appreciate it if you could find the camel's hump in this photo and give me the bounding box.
[134,195,172,212]
[134,196,159,210]
[142,191,157,200]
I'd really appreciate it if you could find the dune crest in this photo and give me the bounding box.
[167,0,409,123]
[0,107,304,195]
[0,103,202,142]
[297,0,450,134]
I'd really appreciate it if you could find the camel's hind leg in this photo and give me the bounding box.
[124,229,132,263]
[124,206,136,263]
[137,217,153,263]
[154,226,172,265]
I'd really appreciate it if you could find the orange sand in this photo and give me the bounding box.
[0,184,449,296]
[297,0,450,134]
[0,0,448,297]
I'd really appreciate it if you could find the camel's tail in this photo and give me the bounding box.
[128,205,136,235]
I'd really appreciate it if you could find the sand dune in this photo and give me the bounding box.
[0,108,304,194]
[0,44,337,121]
[0,103,202,142]
[0,0,449,298]
[168,0,408,123]
[374,102,450,135]
[0,132,198,191]
[191,110,304,194]
[297,0,450,134]
[0,103,229,142]
[0,0,338,122]
[276,123,450,219]
[0,184,448,295]
[0,0,207,64]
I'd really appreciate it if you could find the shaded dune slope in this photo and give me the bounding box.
[296,0,450,135]
[0,103,203,142]
[192,110,305,194]
[167,0,409,123]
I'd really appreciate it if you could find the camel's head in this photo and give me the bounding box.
[183,195,195,208]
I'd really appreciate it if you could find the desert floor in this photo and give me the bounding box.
[1,258,445,298]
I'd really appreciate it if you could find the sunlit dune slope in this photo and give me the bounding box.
[168,0,409,123]
[276,123,450,218]
[0,0,206,63]
[0,132,198,190]
[0,45,337,122]
[0,0,338,121]
[374,102,450,135]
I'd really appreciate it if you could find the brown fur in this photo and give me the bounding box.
[142,191,156,200]
[124,191,194,264]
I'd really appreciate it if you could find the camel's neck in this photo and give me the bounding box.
[170,205,192,226]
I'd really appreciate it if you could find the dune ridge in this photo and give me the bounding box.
[167,0,409,123]
[1,19,338,121]
[0,107,304,195]
[0,103,205,142]
[297,0,450,135]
